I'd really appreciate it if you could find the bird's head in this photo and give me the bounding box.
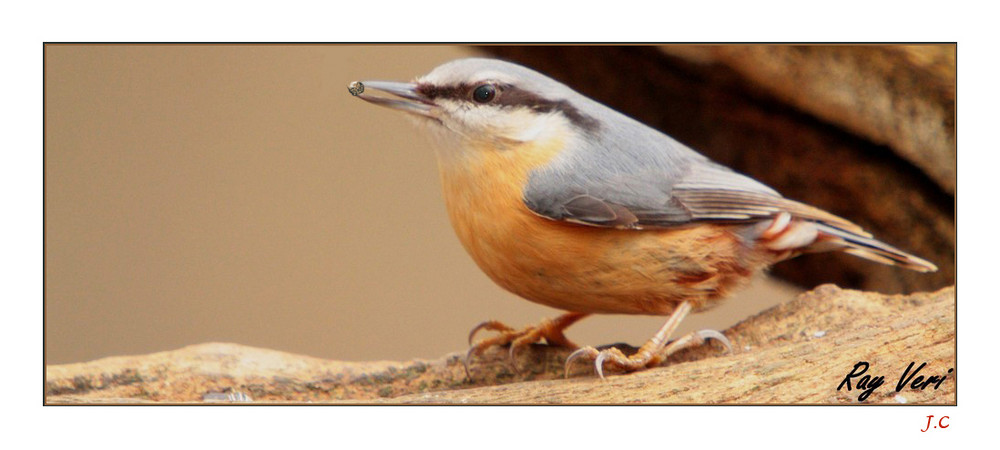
[351,58,601,160]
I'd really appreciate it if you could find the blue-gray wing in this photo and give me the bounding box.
[522,138,867,236]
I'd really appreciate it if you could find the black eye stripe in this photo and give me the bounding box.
[416,82,503,101]
[415,82,600,133]
[415,83,467,101]
[415,82,503,101]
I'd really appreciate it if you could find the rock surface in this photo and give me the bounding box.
[46,284,955,404]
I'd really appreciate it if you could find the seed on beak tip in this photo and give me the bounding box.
[348,81,364,96]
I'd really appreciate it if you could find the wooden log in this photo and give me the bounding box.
[45,285,955,404]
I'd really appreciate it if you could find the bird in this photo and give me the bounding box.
[348,57,937,379]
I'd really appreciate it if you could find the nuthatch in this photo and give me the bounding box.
[349,58,937,379]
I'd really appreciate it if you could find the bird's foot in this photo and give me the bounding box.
[565,329,732,379]
[464,312,589,379]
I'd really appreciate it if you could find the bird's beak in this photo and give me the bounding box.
[349,80,435,117]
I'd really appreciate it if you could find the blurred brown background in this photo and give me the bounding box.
[44,44,953,365]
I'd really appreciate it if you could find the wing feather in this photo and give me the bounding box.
[672,189,870,237]
[524,155,868,236]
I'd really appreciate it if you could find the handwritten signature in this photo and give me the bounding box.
[837,361,953,402]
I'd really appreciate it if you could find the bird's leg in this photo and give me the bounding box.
[565,301,731,379]
[464,312,589,377]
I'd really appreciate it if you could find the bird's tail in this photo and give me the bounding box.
[810,223,938,273]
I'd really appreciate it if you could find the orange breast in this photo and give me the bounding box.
[438,140,766,316]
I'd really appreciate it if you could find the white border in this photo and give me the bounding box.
[9,0,990,447]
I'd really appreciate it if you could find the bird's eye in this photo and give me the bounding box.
[472,84,497,103]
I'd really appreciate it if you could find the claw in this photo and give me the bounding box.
[696,329,732,354]
[467,320,513,345]
[467,326,482,346]
[465,313,591,380]
[463,345,478,380]
[564,347,596,378]
[507,344,522,374]
[594,352,608,380]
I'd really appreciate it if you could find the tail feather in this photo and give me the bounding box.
[812,223,938,273]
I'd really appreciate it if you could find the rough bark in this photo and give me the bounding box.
[659,45,956,194]
[46,285,955,404]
